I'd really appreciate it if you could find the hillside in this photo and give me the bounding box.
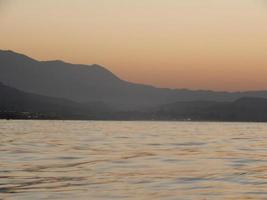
[0,82,109,119]
[2,50,267,109]
[153,97,267,122]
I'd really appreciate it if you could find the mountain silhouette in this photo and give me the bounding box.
[1,81,267,122]
[1,49,267,109]
[0,82,110,119]
[153,97,267,122]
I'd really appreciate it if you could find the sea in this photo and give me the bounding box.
[1,120,267,200]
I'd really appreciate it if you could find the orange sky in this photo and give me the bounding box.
[1,0,267,91]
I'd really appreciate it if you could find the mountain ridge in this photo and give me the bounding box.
[1,81,267,122]
[1,49,267,109]
[0,81,111,119]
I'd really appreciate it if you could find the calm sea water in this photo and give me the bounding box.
[1,120,267,200]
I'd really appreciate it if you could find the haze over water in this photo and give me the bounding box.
[1,120,267,199]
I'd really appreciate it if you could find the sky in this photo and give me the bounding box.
[1,0,267,91]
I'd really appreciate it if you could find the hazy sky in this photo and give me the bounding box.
[1,0,267,91]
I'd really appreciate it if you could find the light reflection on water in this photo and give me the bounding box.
[1,120,267,199]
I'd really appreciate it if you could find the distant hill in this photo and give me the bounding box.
[153,97,267,122]
[1,50,267,110]
[1,81,267,121]
[0,82,110,119]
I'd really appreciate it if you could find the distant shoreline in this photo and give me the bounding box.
[1,118,267,123]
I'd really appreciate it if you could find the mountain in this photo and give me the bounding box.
[0,82,110,119]
[153,97,267,122]
[1,49,267,109]
[1,81,267,122]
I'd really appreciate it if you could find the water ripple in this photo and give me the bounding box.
[1,120,267,199]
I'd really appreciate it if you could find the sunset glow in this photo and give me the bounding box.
[1,0,267,91]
